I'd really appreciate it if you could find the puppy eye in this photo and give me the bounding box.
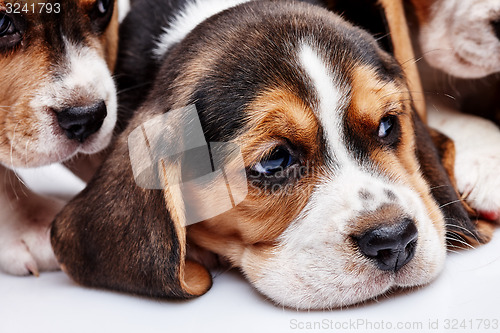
[96,0,112,16]
[378,116,394,138]
[376,115,400,148]
[252,147,294,175]
[0,14,14,37]
[0,13,22,50]
[90,0,114,33]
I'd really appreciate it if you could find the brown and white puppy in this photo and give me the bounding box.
[0,0,118,276]
[51,0,487,309]
[408,0,500,221]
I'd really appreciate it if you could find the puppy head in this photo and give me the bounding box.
[411,0,500,78]
[51,1,483,309]
[0,0,118,167]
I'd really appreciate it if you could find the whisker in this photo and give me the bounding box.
[400,55,425,69]
[429,184,453,191]
[374,32,391,42]
[440,199,463,209]
[24,138,32,168]
[115,81,154,96]
[445,235,476,250]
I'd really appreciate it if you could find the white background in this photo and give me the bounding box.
[1,165,499,333]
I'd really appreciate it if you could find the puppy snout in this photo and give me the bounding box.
[493,19,500,41]
[56,101,107,143]
[354,218,418,272]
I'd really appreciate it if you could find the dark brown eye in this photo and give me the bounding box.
[90,0,114,33]
[378,116,394,138]
[96,0,112,16]
[252,147,294,175]
[377,115,400,148]
[0,14,13,37]
[0,13,23,50]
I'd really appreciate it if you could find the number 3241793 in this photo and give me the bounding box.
[5,3,61,14]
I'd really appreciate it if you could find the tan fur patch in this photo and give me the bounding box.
[0,45,50,166]
[159,160,212,296]
[188,87,324,265]
[101,0,119,70]
[350,204,409,235]
[408,0,435,25]
[379,0,426,120]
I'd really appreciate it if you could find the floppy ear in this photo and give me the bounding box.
[51,118,212,298]
[412,112,492,246]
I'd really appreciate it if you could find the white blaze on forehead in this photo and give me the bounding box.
[154,0,251,58]
[298,43,351,166]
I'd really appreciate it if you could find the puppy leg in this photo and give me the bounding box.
[0,165,63,275]
[428,105,500,220]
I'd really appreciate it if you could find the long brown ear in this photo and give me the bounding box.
[413,112,491,247]
[51,122,212,298]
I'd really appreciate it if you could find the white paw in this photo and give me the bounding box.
[429,106,500,221]
[455,149,500,220]
[0,196,64,276]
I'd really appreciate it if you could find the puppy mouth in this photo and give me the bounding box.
[333,266,435,307]
[8,108,113,167]
[52,123,112,159]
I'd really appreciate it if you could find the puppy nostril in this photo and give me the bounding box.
[354,218,418,272]
[492,19,500,41]
[56,101,107,143]
[67,125,84,137]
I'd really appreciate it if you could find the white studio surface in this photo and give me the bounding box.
[1,164,499,333]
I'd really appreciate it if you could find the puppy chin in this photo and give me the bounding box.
[249,260,446,310]
[9,127,114,168]
[77,130,113,155]
[8,143,79,168]
[248,263,394,310]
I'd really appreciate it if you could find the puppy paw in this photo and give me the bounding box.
[0,239,41,276]
[0,195,64,276]
[454,150,500,221]
[429,106,500,222]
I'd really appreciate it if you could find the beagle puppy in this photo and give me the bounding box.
[408,0,500,220]
[51,0,489,309]
[0,0,118,275]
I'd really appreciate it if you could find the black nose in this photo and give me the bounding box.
[493,19,500,41]
[354,218,418,272]
[56,101,107,143]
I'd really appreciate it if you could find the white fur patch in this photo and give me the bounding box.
[118,0,131,23]
[298,44,351,167]
[154,0,251,58]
